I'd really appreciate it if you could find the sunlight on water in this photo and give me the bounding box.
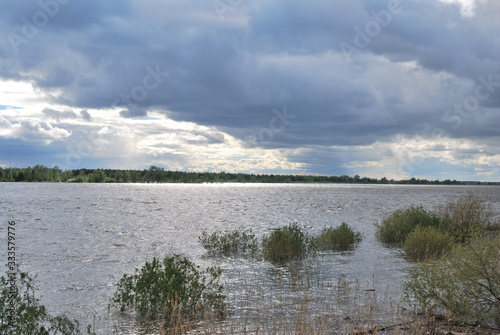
[0,183,498,333]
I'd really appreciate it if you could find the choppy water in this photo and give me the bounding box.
[0,183,498,333]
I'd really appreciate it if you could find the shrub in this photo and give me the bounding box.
[110,255,225,323]
[261,223,313,263]
[199,228,258,257]
[375,206,441,244]
[403,235,500,325]
[315,222,362,251]
[402,226,454,261]
[0,265,94,335]
[436,193,495,243]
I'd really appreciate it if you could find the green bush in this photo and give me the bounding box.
[436,193,495,243]
[375,206,441,244]
[0,265,94,335]
[315,222,362,251]
[261,223,313,263]
[402,226,454,261]
[403,235,500,325]
[110,255,225,322]
[199,228,258,257]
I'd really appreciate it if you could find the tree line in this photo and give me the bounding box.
[0,164,480,185]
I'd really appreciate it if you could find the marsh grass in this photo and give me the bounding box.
[108,193,499,334]
[128,274,498,335]
[315,222,362,251]
[199,229,258,257]
[109,255,226,330]
[261,223,315,263]
[111,267,499,334]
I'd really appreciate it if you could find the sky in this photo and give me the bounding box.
[0,0,499,181]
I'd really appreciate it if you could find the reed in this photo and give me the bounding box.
[261,223,315,263]
[198,229,258,258]
[108,265,499,334]
[315,222,362,252]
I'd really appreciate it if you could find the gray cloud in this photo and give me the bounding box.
[43,108,92,122]
[80,110,92,121]
[1,0,499,178]
[43,108,78,121]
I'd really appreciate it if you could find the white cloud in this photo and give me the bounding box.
[0,116,71,144]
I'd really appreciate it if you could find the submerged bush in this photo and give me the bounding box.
[377,194,497,263]
[402,226,454,261]
[436,193,495,243]
[403,235,500,325]
[0,265,94,335]
[199,228,258,257]
[110,255,225,323]
[315,222,362,251]
[261,223,313,263]
[375,206,441,244]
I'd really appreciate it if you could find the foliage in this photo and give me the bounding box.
[199,229,258,257]
[110,255,225,322]
[375,206,442,244]
[261,223,314,263]
[436,193,495,243]
[0,164,476,184]
[0,265,94,335]
[315,223,362,251]
[403,235,500,325]
[402,226,454,261]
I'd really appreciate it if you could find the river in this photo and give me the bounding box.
[1,183,498,333]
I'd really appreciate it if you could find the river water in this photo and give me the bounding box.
[0,183,498,333]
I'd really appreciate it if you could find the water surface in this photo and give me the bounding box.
[0,183,498,333]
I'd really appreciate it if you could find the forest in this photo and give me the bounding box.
[0,164,480,184]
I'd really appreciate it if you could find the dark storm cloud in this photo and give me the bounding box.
[1,0,499,152]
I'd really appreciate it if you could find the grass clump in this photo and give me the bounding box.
[199,228,258,257]
[375,205,441,244]
[261,223,313,263]
[315,222,362,251]
[404,235,500,326]
[110,255,225,326]
[402,225,454,261]
[0,265,95,335]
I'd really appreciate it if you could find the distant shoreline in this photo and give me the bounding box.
[1,165,498,185]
